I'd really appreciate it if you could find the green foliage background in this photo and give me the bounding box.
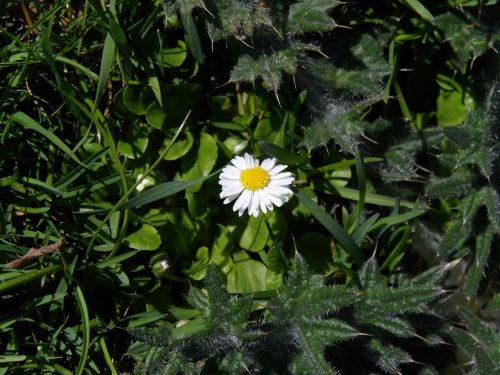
[0,0,499,374]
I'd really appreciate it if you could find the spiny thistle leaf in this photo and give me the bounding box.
[268,255,357,322]
[206,0,272,42]
[187,287,208,312]
[302,318,360,344]
[425,169,473,199]
[437,11,500,65]
[294,324,338,375]
[230,50,298,92]
[162,0,206,16]
[204,265,252,332]
[370,339,413,375]
[362,316,414,338]
[438,191,483,256]
[463,225,495,296]
[287,0,340,34]
[451,309,500,374]
[359,258,385,290]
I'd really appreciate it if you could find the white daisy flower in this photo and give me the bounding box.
[219,153,295,217]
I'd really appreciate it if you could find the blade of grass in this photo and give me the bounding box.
[380,225,412,271]
[54,56,98,81]
[370,209,424,232]
[96,250,141,269]
[74,285,90,375]
[327,185,415,209]
[307,157,383,176]
[119,172,218,210]
[352,213,380,245]
[100,337,118,375]
[11,112,86,168]
[355,148,367,221]
[0,264,63,294]
[294,189,364,265]
[94,32,115,110]
[400,0,435,22]
[258,140,303,165]
[181,14,204,64]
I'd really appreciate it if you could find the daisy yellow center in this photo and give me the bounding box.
[240,166,270,190]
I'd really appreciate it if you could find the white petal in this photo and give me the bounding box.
[220,172,241,180]
[219,180,242,189]
[222,165,241,176]
[260,190,274,210]
[269,178,295,186]
[269,164,288,176]
[244,153,256,168]
[264,187,285,207]
[272,171,293,179]
[220,186,244,198]
[249,191,260,216]
[261,158,277,171]
[258,190,268,214]
[223,193,240,204]
[231,156,246,170]
[268,186,293,196]
[233,189,251,212]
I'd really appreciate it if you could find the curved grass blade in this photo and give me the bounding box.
[294,189,364,265]
[258,140,303,165]
[74,285,90,375]
[330,186,415,208]
[54,56,98,81]
[120,170,220,210]
[181,14,204,64]
[0,264,63,294]
[355,148,367,220]
[400,0,435,22]
[94,32,115,109]
[11,112,86,168]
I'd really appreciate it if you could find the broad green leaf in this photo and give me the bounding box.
[125,224,161,251]
[254,116,284,146]
[162,40,187,67]
[184,247,210,280]
[161,131,193,160]
[118,124,149,159]
[226,250,282,293]
[233,211,285,253]
[181,132,218,190]
[122,86,155,115]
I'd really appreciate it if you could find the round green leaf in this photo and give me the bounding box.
[125,224,161,251]
[161,40,187,68]
[181,132,218,184]
[146,102,166,129]
[146,95,194,130]
[234,212,284,252]
[226,250,282,293]
[161,131,194,161]
[118,124,149,159]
